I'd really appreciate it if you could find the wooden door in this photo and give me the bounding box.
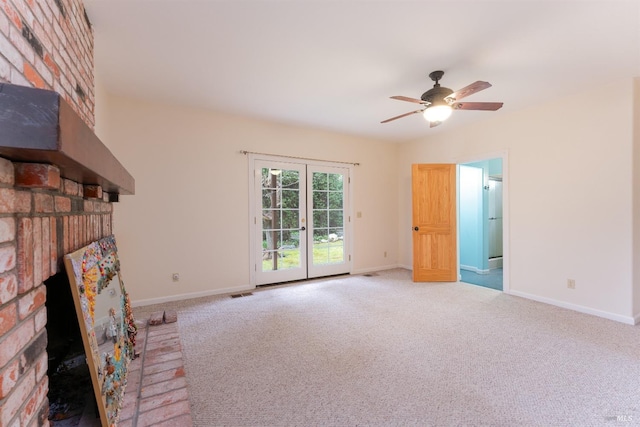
[412,164,457,282]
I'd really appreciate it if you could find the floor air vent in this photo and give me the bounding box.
[230,292,254,298]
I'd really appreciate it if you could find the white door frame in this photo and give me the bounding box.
[248,153,353,287]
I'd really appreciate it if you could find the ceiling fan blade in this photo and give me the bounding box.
[381,109,424,123]
[390,95,427,104]
[452,101,503,111]
[446,81,492,101]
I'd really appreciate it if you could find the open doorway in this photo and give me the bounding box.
[459,158,503,291]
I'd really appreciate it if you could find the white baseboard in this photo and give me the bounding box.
[488,257,503,269]
[132,266,411,306]
[460,265,490,275]
[352,264,400,275]
[131,284,255,307]
[131,275,639,326]
[508,289,637,325]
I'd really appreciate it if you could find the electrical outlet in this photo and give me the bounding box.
[172,273,180,282]
[567,279,576,289]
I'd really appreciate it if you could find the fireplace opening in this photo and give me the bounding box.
[44,272,97,425]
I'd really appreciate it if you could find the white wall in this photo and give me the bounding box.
[398,79,636,323]
[93,73,110,143]
[633,77,640,322]
[100,96,399,305]
[94,79,638,323]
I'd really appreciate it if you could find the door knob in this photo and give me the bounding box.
[300,226,306,231]
[413,226,419,231]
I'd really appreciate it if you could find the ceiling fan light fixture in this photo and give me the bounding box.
[381,71,502,126]
[423,105,452,123]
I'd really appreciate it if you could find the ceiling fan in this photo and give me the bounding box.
[381,70,503,127]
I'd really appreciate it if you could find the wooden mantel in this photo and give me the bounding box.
[0,83,134,195]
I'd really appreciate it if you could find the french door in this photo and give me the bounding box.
[252,158,350,286]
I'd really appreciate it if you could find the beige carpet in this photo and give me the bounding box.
[134,269,640,426]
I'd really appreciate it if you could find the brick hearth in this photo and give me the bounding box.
[120,317,193,427]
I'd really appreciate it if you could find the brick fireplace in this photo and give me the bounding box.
[0,1,134,426]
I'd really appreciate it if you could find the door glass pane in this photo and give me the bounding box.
[262,189,278,208]
[313,192,327,209]
[313,172,328,190]
[281,170,300,189]
[328,228,345,263]
[312,229,344,265]
[281,190,299,209]
[312,171,345,266]
[313,228,328,242]
[261,168,301,271]
[328,210,343,227]
[281,210,299,229]
[313,211,327,228]
[328,175,343,191]
[262,209,280,229]
[328,192,343,209]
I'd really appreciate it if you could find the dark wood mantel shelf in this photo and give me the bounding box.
[0,83,134,195]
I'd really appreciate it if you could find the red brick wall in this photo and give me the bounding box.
[0,0,105,425]
[0,0,95,128]
[0,158,114,426]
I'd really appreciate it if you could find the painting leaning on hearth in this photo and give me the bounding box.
[63,235,137,427]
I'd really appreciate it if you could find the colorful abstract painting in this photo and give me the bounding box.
[63,235,137,427]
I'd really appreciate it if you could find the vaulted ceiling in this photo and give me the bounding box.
[85,1,640,142]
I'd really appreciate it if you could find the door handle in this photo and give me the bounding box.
[300,226,306,231]
[413,227,419,231]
